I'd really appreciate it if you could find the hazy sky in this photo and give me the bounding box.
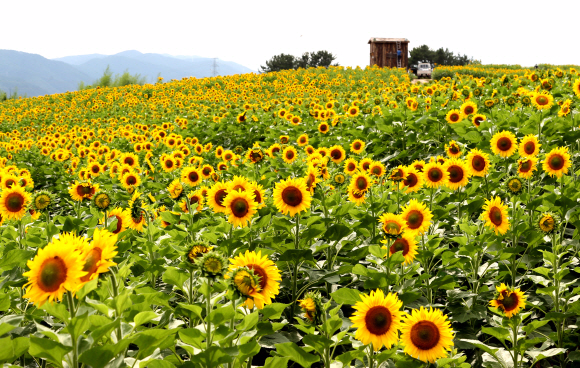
[2,0,579,70]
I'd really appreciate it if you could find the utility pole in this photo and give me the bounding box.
[212,58,218,77]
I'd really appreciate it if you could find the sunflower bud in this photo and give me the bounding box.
[505,176,523,195]
[196,251,227,279]
[93,192,112,211]
[32,190,55,212]
[536,212,561,234]
[298,291,323,325]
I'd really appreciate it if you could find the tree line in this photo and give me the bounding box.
[260,51,338,73]
[409,45,472,66]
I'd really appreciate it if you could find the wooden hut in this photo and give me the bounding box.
[369,38,410,69]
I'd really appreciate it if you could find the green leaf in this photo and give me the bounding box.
[236,311,259,331]
[336,349,364,367]
[146,360,176,368]
[278,249,314,263]
[303,334,332,356]
[90,317,120,343]
[0,323,16,337]
[0,249,35,271]
[65,312,91,338]
[209,304,234,326]
[261,303,289,320]
[274,342,319,368]
[523,320,550,335]
[331,288,361,305]
[162,267,189,291]
[237,340,260,364]
[526,348,567,365]
[41,302,70,322]
[459,339,499,357]
[263,356,290,368]
[0,336,30,363]
[29,337,72,367]
[482,327,509,344]
[134,311,158,327]
[325,224,352,241]
[179,329,204,349]
[0,294,9,312]
[79,339,132,368]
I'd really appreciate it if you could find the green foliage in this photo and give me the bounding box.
[78,65,147,90]
[260,51,338,73]
[409,44,471,66]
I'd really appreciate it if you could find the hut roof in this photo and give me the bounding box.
[368,38,410,44]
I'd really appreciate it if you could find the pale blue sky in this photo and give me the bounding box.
[2,0,579,70]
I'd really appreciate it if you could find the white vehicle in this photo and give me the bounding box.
[417,63,432,78]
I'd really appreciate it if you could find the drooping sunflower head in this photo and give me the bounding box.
[543,146,571,178]
[349,289,403,351]
[185,241,212,264]
[378,213,407,239]
[400,307,454,363]
[505,176,523,195]
[490,283,527,318]
[93,192,112,211]
[536,212,560,234]
[32,190,55,212]
[197,251,228,279]
[0,184,31,221]
[298,291,323,324]
[490,131,518,158]
[167,179,185,200]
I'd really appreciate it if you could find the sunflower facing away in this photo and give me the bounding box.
[401,307,454,363]
[228,251,281,309]
[23,233,88,306]
[490,131,518,158]
[222,189,258,228]
[0,184,31,221]
[400,199,433,237]
[349,289,403,351]
[481,196,510,235]
[490,284,526,318]
[378,213,407,238]
[273,177,312,217]
[543,146,571,178]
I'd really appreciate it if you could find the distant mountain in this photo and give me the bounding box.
[0,50,91,97]
[0,49,256,97]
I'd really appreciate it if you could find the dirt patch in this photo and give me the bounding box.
[412,78,432,84]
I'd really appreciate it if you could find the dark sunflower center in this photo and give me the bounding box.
[231,198,249,217]
[203,168,211,175]
[403,173,418,187]
[384,222,401,234]
[450,113,460,122]
[474,117,483,126]
[215,189,227,207]
[390,238,409,255]
[489,207,503,226]
[188,172,199,182]
[286,151,295,159]
[127,176,137,185]
[354,143,361,150]
[39,256,67,292]
[112,215,123,234]
[5,179,16,187]
[331,150,341,159]
[549,154,564,170]
[410,321,441,350]
[356,177,368,191]
[472,156,485,171]
[428,168,442,182]
[165,160,174,168]
[347,163,356,171]
[519,161,531,172]
[448,165,464,183]
[497,137,512,151]
[92,166,99,173]
[253,190,262,203]
[6,192,25,212]
[125,158,134,166]
[321,125,328,131]
[536,96,548,105]
[464,106,474,115]
[508,180,522,191]
[407,210,423,229]
[232,185,245,192]
[500,291,519,311]
[81,248,103,282]
[364,306,392,335]
[353,191,364,199]
[247,264,267,290]
[282,186,303,207]
[450,145,459,154]
[524,142,535,154]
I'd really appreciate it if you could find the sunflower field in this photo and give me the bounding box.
[0,65,580,368]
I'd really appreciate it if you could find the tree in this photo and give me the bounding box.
[409,45,471,66]
[260,51,338,73]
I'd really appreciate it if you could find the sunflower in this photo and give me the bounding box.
[460,101,477,116]
[359,158,373,172]
[344,158,358,175]
[536,212,560,234]
[93,192,111,211]
[465,149,490,177]
[247,148,265,164]
[412,160,425,172]
[197,251,228,278]
[186,242,212,264]
[161,156,177,172]
[329,145,346,164]
[79,228,118,283]
[121,153,139,168]
[228,266,264,303]
[222,150,235,161]
[318,122,330,134]
[472,114,486,128]
[248,182,266,209]
[0,184,31,221]
[1,173,20,189]
[228,250,281,309]
[505,176,523,195]
[167,179,184,200]
[350,139,365,154]
[297,134,308,146]
[445,140,461,158]
[299,291,322,324]
[222,190,258,228]
[531,91,554,110]
[382,233,418,265]
[273,178,312,217]
[88,162,102,177]
[349,289,403,351]
[399,166,423,194]
[400,199,433,237]
[120,172,141,190]
[517,157,537,179]
[279,135,289,144]
[490,284,526,318]
[518,135,541,158]
[349,171,373,194]
[573,79,580,98]
[543,146,571,178]
[490,131,518,158]
[401,307,454,363]
[481,196,510,235]
[282,146,297,164]
[445,109,463,124]
[106,207,130,234]
[201,165,215,178]
[368,161,386,177]
[180,190,204,212]
[207,181,229,214]
[423,162,448,188]
[226,176,250,193]
[32,190,54,212]
[388,165,407,183]
[348,186,367,206]
[127,191,147,232]
[378,213,407,238]
[68,181,99,202]
[444,159,469,191]
[22,233,88,306]
[181,167,202,186]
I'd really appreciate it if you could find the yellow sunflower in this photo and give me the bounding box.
[349,171,373,194]
[68,181,99,202]
[201,164,215,179]
[543,146,571,178]
[490,131,518,158]
[517,157,538,179]
[518,135,541,158]
[23,233,88,306]
[445,109,463,124]
[423,162,448,188]
[228,251,281,309]
[573,79,580,98]
[207,181,229,214]
[344,158,358,175]
[273,177,312,217]
[465,149,490,177]
[350,139,365,154]
[444,159,470,191]
[105,207,130,234]
[400,199,433,237]
[399,166,423,193]
[369,161,386,178]
[248,182,266,209]
[359,158,373,172]
[445,140,462,158]
[490,283,526,318]
[382,233,418,265]
[227,175,251,193]
[79,228,118,283]
[481,196,510,235]
[400,307,454,363]
[329,145,346,164]
[349,289,403,351]
[181,167,202,186]
[283,146,298,164]
[297,134,308,147]
[318,122,330,134]
[460,101,477,116]
[378,213,407,238]
[0,184,31,221]
[180,190,204,213]
[531,91,554,110]
[161,156,177,172]
[167,179,184,200]
[472,114,486,128]
[222,190,258,228]
[120,172,141,190]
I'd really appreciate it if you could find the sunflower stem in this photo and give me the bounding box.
[367,344,374,368]
[484,175,490,199]
[511,196,518,286]
[109,272,123,341]
[205,279,213,351]
[511,321,519,368]
[65,291,79,368]
[45,209,51,244]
